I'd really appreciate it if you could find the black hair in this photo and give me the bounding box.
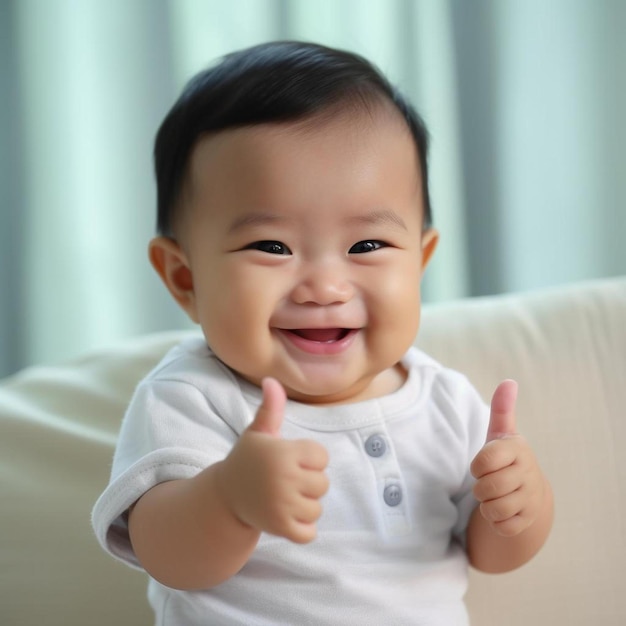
[154,41,432,236]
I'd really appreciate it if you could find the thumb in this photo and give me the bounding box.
[485,379,518,442]
[248,377,287,437]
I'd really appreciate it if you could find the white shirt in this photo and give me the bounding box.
[92,337,489,625]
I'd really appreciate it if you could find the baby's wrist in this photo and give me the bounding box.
[211,459,253,531]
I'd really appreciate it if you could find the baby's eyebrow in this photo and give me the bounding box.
[347,209,408,231]
[227,212,287,233]
[227,208,407,232]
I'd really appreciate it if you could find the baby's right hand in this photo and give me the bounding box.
[216,378,329,543]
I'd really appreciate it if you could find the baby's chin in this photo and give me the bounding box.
[278,375,382,406]
[228,366,359,405]
[284,387,352,406]
[231,357,404,405]
[285,363,407,406]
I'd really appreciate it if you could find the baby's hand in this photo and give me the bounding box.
[217,378,329,543]
[470,380,545,537]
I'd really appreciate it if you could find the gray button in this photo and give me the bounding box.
[364,434,386,458]
[383,483,402,507]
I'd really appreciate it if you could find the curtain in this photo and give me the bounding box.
[1,0,625,377]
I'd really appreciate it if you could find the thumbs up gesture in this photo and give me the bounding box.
[470,380,545,537]
[217,378,330,543]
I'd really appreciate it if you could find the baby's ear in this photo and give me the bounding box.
[420,228,439,272]
[148,237,199,322]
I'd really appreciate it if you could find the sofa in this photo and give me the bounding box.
[2,276,625,625]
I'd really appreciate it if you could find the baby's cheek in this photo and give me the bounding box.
[367,305,420,366]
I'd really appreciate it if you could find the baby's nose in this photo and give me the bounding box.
[289,264,354,305]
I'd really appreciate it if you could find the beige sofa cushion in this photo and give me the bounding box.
[1,277,624,625]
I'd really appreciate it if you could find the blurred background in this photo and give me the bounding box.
[1,0,625,377]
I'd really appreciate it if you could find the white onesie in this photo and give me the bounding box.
[92,336,489,625]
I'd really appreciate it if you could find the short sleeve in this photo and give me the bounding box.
[91,377,242,568]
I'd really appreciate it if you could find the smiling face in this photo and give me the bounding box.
[150,107,438,404]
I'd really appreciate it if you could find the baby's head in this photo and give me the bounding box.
[150,41,439,404]
[154,41,432,237]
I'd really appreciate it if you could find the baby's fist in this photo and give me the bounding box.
[471,381,545,537]
[218,378,329,543]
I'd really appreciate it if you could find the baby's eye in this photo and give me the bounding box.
[348,240,387,254]
[245,240,292,255]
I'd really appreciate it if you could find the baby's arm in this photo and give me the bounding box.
[466,380,554,573]
[128,378,329,590]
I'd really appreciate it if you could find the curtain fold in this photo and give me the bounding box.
[1,0,624,377]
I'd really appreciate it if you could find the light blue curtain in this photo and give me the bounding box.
[1,0,625,377]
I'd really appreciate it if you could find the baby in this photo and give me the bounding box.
[93,41,553,625]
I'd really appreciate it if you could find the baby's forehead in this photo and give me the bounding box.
[188,107,419,193]
[191,102,418,166]
[178,108,425,237]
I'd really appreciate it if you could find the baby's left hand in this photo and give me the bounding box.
[470,380,546,537]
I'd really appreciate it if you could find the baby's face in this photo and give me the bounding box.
[176,110,437,404]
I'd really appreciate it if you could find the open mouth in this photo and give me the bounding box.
[278,328,358,355]
[288,328,351,343]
